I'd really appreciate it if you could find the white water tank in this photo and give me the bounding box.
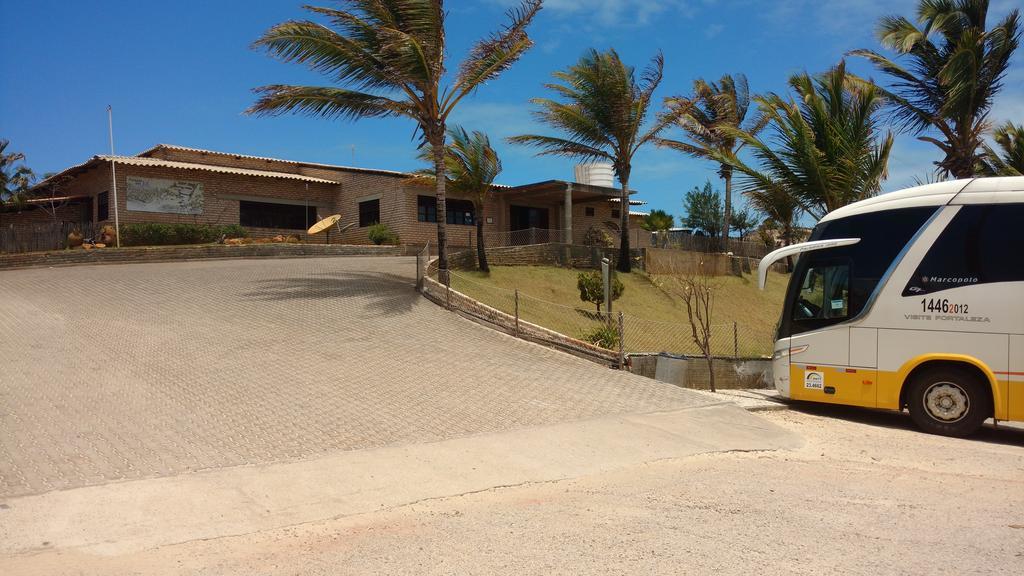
[573,163,614,187]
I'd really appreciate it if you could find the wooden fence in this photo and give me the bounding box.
[0,221,102,254]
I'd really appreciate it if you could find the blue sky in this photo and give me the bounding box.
[2,0,1022,222]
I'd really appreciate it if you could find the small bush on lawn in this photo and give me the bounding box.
[121,223,249,246]
[582,226,614,247]
[367,223,399,245]
[577,270,624,313]
[582,324,619,349]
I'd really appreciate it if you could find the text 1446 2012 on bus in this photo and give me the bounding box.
[758,177,1024,437]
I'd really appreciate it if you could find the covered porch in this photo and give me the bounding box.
[491,179,645,246]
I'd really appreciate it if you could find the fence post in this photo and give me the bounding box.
[445,272,451,311]
[601,257,611,316]
[617,312,626,370]
[733,321,739,359]
[514,288,520,338]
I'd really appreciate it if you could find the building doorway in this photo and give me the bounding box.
[509,205,549,231]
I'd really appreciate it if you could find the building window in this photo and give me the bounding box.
[358,198,380,227]
[417,195,437,222]
[417,195,474,225]
[446,198,474,225]
[611,209,620,219]
[239,200,316,230]
[585,206,595,217]
[97,192,109,221]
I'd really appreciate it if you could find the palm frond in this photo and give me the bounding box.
[506,134,612,162]
[852,0,1021,177]
[447,0,542,112]
[247,85,410,120]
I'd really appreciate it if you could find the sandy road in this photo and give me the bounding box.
[7,403,1023,575]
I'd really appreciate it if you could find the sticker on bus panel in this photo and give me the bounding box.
[804,370,824,390]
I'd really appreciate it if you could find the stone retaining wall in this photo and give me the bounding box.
[628,354,772,390]
[0,243,402,270]
[449,243,644,271]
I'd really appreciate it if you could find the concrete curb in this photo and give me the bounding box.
[0,243,403,270]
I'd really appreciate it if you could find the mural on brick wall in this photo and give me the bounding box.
[126,176,204,214]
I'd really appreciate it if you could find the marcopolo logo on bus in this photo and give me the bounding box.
[804,370,824,390]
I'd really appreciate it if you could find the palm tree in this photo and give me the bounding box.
[746,185,802,272]
[415,127,502,272]
[247,0,542,272]
[509,49,669,273]
[850,0,1021,178]
[1,140,34,226]
[978,121,1024,175]
[718,62,894,221]
[657,73,767,249]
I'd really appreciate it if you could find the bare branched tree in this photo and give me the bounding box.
[665,261,717,392]
[32,173,74,223]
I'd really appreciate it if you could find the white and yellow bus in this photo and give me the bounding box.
[758,177,1024,436]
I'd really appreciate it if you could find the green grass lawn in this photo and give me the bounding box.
[447,265,790,357]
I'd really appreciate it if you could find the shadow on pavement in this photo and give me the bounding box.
[783,400,1024,447]
[241,271,419,318]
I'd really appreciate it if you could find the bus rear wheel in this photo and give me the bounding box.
[907,366,991,437]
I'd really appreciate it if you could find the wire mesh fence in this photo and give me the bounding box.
[483,228,567,248]
[622,316,773,358]
[425,260,775,360]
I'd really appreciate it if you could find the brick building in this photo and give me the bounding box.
[5,144,647,248]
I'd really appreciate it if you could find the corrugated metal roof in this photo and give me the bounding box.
[140,144,418,179]
[139,144,518,187]
[32,155,340,190]
[608,197,646,206]
[100,155,339,184]
[629,210,649,217]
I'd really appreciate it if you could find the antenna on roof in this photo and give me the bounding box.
[350,144,356,166]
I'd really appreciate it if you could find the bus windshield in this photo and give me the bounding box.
[778,206,937,339]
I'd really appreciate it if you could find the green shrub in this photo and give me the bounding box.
[577,270,624,313]
[121,223,249,246]
[581,324,619,349]
[582,226,614,247]
[219,224,248,239]
[367,223,399,245]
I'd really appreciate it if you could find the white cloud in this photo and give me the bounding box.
[704,23,724,39]
[447,101,539,139]
[491,0,698,28]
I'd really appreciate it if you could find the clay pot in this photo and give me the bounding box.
[99,225,117,245]
[67,230,84,248]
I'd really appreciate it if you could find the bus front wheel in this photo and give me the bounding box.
[907,366,991,437]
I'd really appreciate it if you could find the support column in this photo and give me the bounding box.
[563,183,573,245]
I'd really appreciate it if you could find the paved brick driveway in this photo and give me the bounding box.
[0,257,709,498]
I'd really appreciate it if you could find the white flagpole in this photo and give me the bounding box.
[107,105,121,247]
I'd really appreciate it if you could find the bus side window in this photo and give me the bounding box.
[794,264,850,321]
[903,203,1024,296]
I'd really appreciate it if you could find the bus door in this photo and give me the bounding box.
[787,260,877,407]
